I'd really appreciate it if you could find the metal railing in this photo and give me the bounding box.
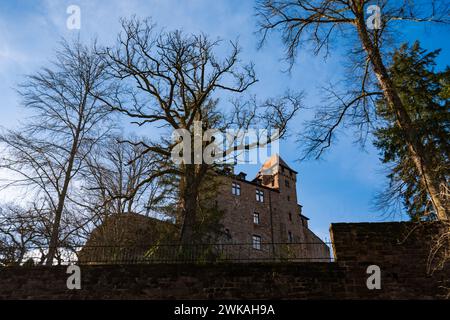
[1,242,333,266]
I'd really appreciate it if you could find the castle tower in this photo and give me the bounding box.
[254,154,303,242]
[255,154,298,203]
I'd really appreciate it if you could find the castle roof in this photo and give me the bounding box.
[257,154,298,176]
[278,155,298,174]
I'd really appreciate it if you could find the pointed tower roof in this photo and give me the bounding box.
[278,155,298,174]
[257,154,297,177]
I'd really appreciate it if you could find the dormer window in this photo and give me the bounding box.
[256,189,264,203]
[237,172,247,180]
[232,182,241,196]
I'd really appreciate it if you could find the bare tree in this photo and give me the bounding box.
[256,0,450,220]
[76,135,172,227]
[0,40,114,264]
[64,135,182,252]
[0,204,46,265]
[96,18,302,244]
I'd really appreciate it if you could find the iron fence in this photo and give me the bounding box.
[1,242,333,266]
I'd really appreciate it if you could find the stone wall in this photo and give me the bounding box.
[0,221,448,299]
[329,221,450,299]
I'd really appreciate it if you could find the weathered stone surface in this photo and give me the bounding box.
[0,221,448,299]
[216,155,330,261]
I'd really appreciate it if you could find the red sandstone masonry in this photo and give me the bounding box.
[0,221,448,299]
[215,156,330,261]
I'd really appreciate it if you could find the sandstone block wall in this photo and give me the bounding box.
[0,222,448,299]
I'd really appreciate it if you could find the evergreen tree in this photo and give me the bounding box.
[374,42,449,220]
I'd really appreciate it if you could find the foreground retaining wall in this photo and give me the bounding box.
[0,221,448,299]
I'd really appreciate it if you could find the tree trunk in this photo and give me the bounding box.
[356,16,449,220]
[46,98,86,265]
[179,165,199,245]
[45,140,79,265]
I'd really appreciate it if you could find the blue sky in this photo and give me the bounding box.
[0,0,449,241]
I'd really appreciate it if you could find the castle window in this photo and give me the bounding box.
[285,180,290,188]
[288,231,293,243]
[232,182,241,196]
[253,212,260,224]
[287,195,290,201]
[289,212,292,221]
[252,235,262,250]
[256,189,264,202]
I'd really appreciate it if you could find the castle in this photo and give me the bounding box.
[80,154,330,263]
[214,154,330,261]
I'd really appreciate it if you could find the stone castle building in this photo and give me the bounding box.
[214,154,330,261]
[80,154,329,262]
